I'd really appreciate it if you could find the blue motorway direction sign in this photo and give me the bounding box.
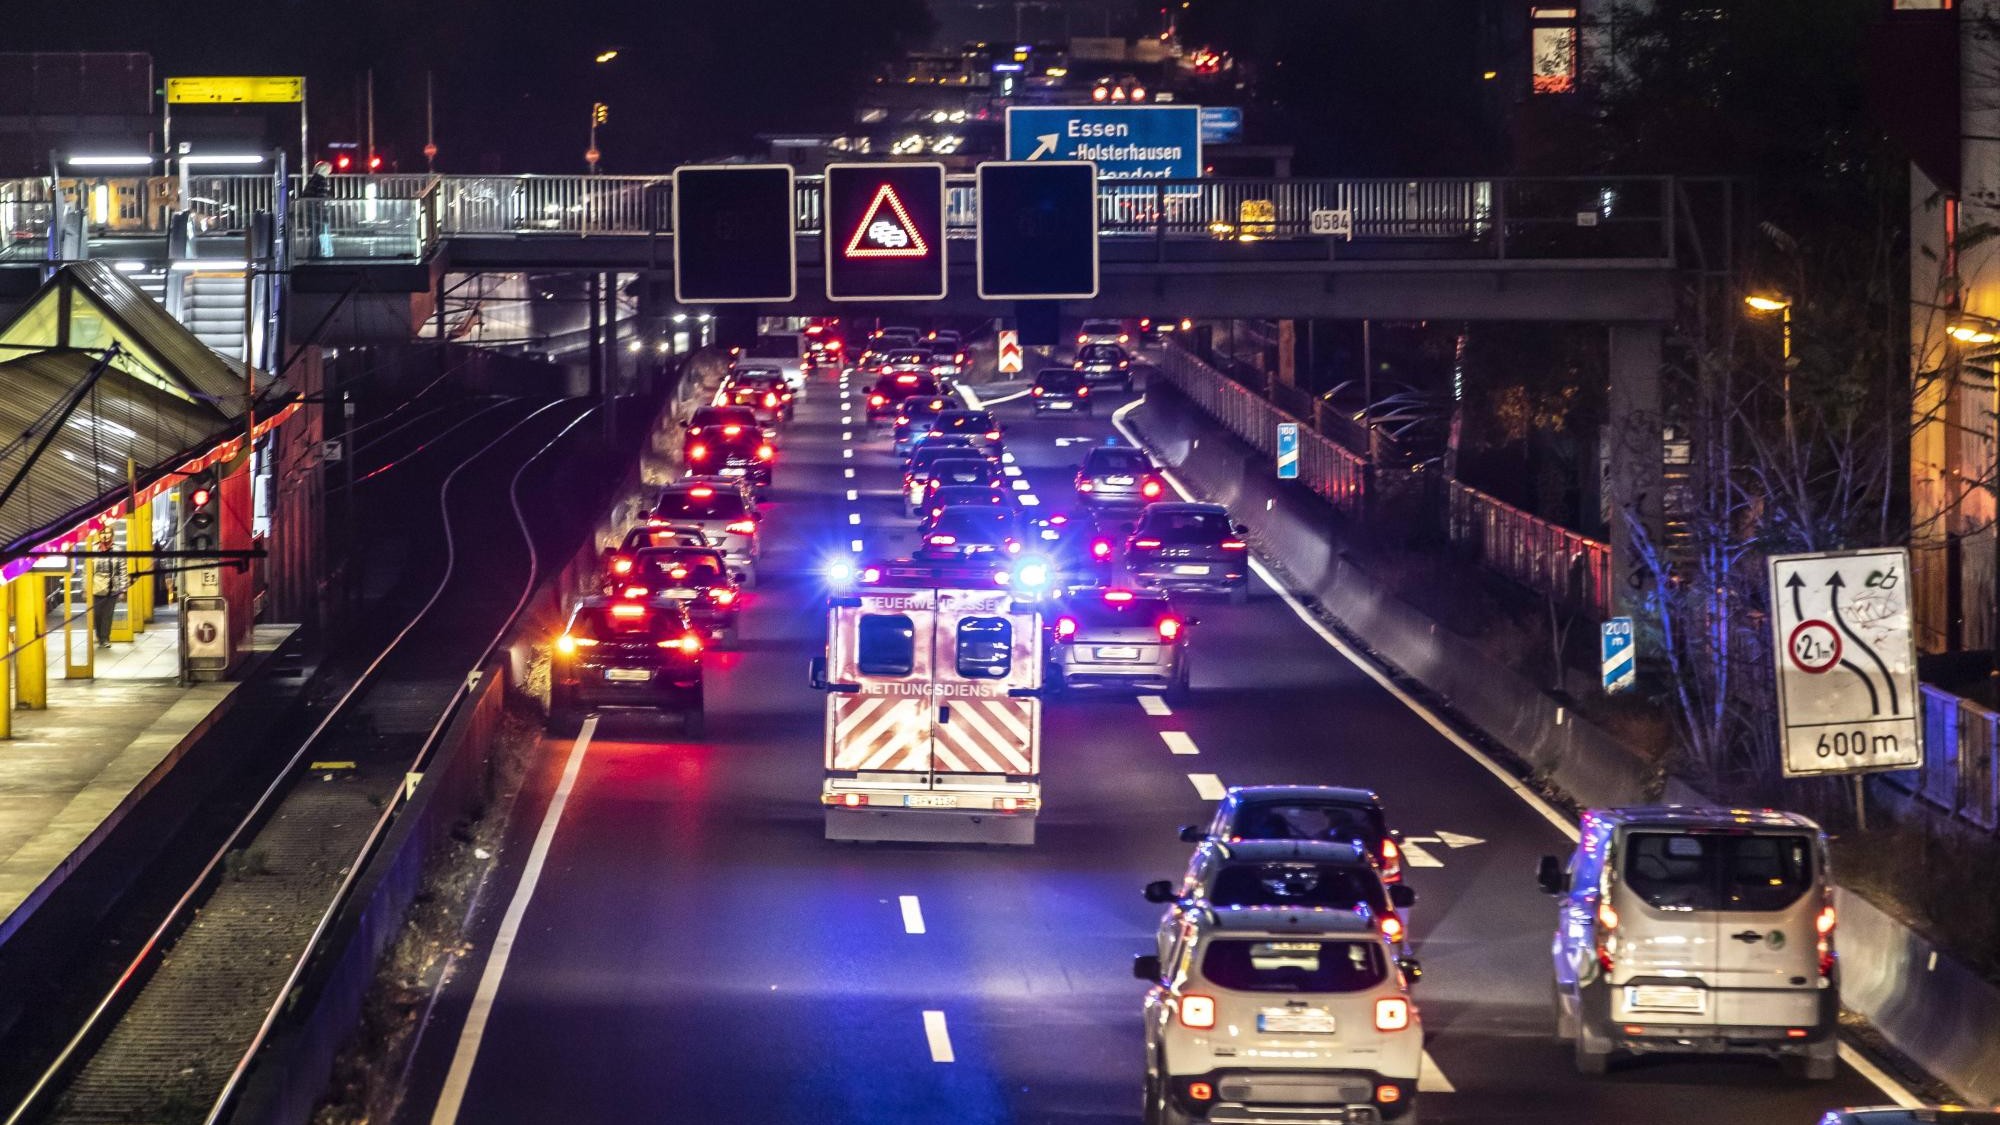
[1005,105,1202,180]
[1276,422,1300,480]
[1200,106,1243,144]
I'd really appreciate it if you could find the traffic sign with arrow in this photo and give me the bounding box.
[1767,548,1922,777]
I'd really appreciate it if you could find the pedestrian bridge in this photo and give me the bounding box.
[0,172,1709,322]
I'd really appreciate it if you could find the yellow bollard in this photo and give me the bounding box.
[0,578,12,737]
[15,574,46,709]
[131,500,154,628]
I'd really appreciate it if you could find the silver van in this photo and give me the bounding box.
[1536,806,1839,1078]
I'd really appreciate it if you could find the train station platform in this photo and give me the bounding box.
[0,607,297,947]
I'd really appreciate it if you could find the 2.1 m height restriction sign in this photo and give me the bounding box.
[1766,548,1922,777]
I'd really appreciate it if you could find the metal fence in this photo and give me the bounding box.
[1884,686,2000,831]
[1151,343,1367,517]
[1447,481,1612,618]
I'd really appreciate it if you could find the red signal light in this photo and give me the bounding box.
[333,154,352,171]
[189,486,213,508]
[368,154,383,171]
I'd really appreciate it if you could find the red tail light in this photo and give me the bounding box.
[1179,994,1216,1030]
[1158,617,1183,641]
[710,589,738,605]
[1141,478,1164,499]
[725,519,757,535]
[1597,901,1619,974]
[610,556,633,575]
[1090,538,1112,559]
[689,443,709,460]
[1031,386,1044,397]
[1221,538,1247,550]
[869,394,886,407]
[659,632,702,654]
[956,353,967,363]
[1380,912,1405,944]
[1054,616,1078,640]
[621,585,650,598]
[1374,997,1411,1032]
[1817,903,1837,977]
[829,340,842,350]
[839,793,868,808]
[984,430,1001,440]
[1131,537,1162,550]
[1188,1082,1213,1102]
[1077,333,1089,343]
[1078,481,1095,492]
[756,444,775,460]
[1077,386,1090,396]
[764,392,779,407]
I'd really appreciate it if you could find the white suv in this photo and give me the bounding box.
[1135,905,1424,1125]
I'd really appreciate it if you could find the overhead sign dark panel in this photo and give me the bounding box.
[672,164,797,304]
[824,162,947,302]
[976,161,1099,301]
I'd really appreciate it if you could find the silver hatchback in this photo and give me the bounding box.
[1047,588,1192,696]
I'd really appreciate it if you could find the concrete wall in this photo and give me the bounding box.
[1130,384,2000,1103]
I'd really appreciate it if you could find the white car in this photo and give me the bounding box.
[1077,318,1129,347]
[1137,905,1424,1125]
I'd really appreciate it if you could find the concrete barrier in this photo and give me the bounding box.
[1132,384,2000,1105]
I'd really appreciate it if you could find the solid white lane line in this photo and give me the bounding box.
[1160,731,1200,756]
[1108,397,1580,844]
[430,716,601,1125]
[923,1010,955,1062]
[1189,772,1226,799]
[846,489,859,501]
[1839,1043,1925,1108]
[1419,1051,1455,1093]
[1138,695,1172,716]
[900,895,926,934]
[958,384,985,410]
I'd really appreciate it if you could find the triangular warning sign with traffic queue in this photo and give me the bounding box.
[844,183,931,258]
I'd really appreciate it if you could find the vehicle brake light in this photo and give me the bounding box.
[1030,386,1044,397]
[1078,482,1094,492]
[1091,539,1113,560]
[611,603,647,619]
[1131,537,1161,550]
[723,425,743,436]
[1077,385,1090,396]
[659,632,702,654]
[1103,589,1134,602]
[622,585,650,598]
[726,519,757,535]
[689,444,709,460]
[610,556,633,575]
[996,795,1021,812]
[1816,904,1836,935]
[1054,616,1078,640]
[1188,1082,1213,1102]
[689,485,716,499]
[956,353,967,363]
[1598,901,1619,930]
[896,374,919,384]
[869,394,886,407]
[1374,997,1411,1031]
[1221,538,1247,550]
[710,589,737,605]
[1118,333,1130,343]
[829,340,842,350]
[1597,900,1619,974]
[1179,994,1216,1030]
[928,534,957,545]
[1141,478,1164,499]
[1379,912,1405,943]
[756,444,775,460]
[764,392,779,407]
[985,430,1001,440]
[1158,617,1182,641]
[1376,1085,1402,1104]
[840,792,868,807]
[1817,903,1837,977]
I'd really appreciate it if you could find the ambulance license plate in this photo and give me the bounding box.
[605,668,652,683]
[905,794,957,808]
[1173,564,1211,576]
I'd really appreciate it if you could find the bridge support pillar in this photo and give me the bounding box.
[1606,323,1664,616]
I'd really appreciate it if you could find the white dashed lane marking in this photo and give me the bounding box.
[900,895,926,934]
[1138,695,1172,716]
[1188,773,1226,800]
[846,489,859,501]
[924,1011,955,1062]
[1160,731,1200,756]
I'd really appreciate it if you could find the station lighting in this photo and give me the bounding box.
[1949,319,2000,345]
[595,49,620,64]
[1743,294,1790,313]
[180,153,265,166]
[65,154,154,168]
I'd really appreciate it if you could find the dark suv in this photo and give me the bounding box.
[1125,502,1250,601]
[684,424,774,492]
[1031,368,1093,415]
[1075,446,1166,511]
[549,597,705,734]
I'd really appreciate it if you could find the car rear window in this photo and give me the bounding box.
[1142,510,1231,541]
[1036,370,1086,389]
[634,551,726,586]
[938,412,994,432]
[1208,862,1380,910]
[934,508,1012,536]
[1069,598,1173,628]
[655,489,747,520]
[1079,345,1125,362]
[1622,832,1814,912]
[1086,450,1151,474]
[622,528,705,551]
[1201,940,1387,994]
[569,604,683,641]
[1231,802,1385,846]
[931,460,994,485]
[690,407,757,428]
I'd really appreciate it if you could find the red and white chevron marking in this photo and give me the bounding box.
[934,698,1036,774]
[826,696,1038,775]
[829,695,930,770]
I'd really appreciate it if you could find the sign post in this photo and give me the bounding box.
[824,163,947,302]
[1766,549,1922,814]
[1600,617,1635,693]
[1005,106,1202,180]
[671,164,797,304]
[1276,422,1300,480]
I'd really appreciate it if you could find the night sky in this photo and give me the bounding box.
[11,0,936,172]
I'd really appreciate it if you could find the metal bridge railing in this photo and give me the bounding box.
[1446,481,1612,619]
[1881,685,2000,832]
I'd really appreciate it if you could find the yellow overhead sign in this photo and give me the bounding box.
[166,76,305,105]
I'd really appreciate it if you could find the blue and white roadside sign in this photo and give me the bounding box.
[1601,616,1635,694]
[1276,422,1300,480]
[1005,105,1202,180]
[1200,106,1243,144]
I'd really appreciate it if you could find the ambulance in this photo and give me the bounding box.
[810,559,1045,844]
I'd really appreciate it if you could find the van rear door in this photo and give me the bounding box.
[1611,830,1720,1026]
[827,591,935,777]
[1706,832,1823,1027]
[929,589,1041,783]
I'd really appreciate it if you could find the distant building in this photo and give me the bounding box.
[0,53,155,176]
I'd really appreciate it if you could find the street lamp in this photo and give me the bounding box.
[1949,320,1999,345]
[595,49,620,64]
[1744,292,1796,454]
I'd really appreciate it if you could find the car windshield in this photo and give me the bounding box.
[1086,450,1151,474]
[1230,801,1385,846]
[622,528,706,551]
[1622,832,1815,912]
[655,489,747,520]
[568,604,684,642]
[745,336,798,358]
[1080,345,1125,363]
[1143,510,1231,541]
[633,551,726,586]
[930,460,994,485]
[1200,939,1387,994]
[1208,861,1380,910]
[1069,597,1172,628]
[690,407,757,428]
